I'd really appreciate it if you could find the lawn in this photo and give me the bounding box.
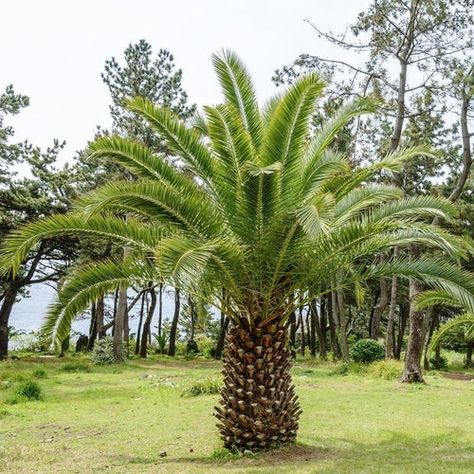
[0,356,473,473]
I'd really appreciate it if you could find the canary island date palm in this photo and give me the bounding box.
[2,51,474,451]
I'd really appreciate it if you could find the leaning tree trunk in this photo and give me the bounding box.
[140,286,157,358]
[401,279,426,383]
[215,322,301,451]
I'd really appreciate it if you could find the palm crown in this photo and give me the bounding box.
[1,50,474,344]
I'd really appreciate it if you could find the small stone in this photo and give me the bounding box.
[159,450,167,457]
[189,448,194,453]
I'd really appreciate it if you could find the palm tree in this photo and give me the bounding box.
[2,51,474,451]
[417,290,474,367]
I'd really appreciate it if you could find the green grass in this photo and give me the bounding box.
[0,356,473,473]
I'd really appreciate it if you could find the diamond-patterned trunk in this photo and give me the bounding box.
[215,322,301,451]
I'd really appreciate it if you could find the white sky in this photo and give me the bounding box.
[1,0,371,162]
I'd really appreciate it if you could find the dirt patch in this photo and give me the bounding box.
[441,372,474,381]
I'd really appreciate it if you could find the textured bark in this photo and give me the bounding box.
[168,288,180,356]
[401,279,425,383]
[216,323,301,451]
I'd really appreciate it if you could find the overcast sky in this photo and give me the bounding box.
[1,0,371,162]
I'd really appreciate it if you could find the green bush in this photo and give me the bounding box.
[182,378,221,396]
[429,354,448,370]
[32,367,48,378]
[91,337,125,364]
[61,362,91,373]
[350,339,385,363]
[9,380,43,403]
[329,362,368,376]
[369,359,403,380]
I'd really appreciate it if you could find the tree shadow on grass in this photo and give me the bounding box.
[132,429,474,472]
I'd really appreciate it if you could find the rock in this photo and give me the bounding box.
[159,450,167,458]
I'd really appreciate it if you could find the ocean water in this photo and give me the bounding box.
[8,283,180,349]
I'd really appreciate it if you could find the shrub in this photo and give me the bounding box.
[369,359,403,380]
[329,362,368,376]
[429,354,448,370]
[32,367,48,378]
[350,339,385,363]
[182,378,221,396]
[91,337,125,365]
[61,362,91,373]
[9,380,43,403]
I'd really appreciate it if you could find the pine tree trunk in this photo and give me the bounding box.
[385,272,398,359]
[87,303,98,351]
[465,341,473,368]
[140,287,157,358]
[157,283,163,337]
[216,322,301,451]
[215,314,230,359]
[395,302,409,360]
[96,297,106,339]
[401,279,425,383]
[370,278,388,339]
[113,284,127,360]
[168,288,180,356]
[289,310,297,359]
[135,292,146,355]
[0,285,18,360]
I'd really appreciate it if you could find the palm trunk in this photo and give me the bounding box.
[216,322,301,451]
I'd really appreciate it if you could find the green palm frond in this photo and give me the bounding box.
[429,314,474,353]
[126,97,214,183]
[78,179,221,239]
[43,259,155,347]
[211,49,263,150]
[0,214,160,276]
